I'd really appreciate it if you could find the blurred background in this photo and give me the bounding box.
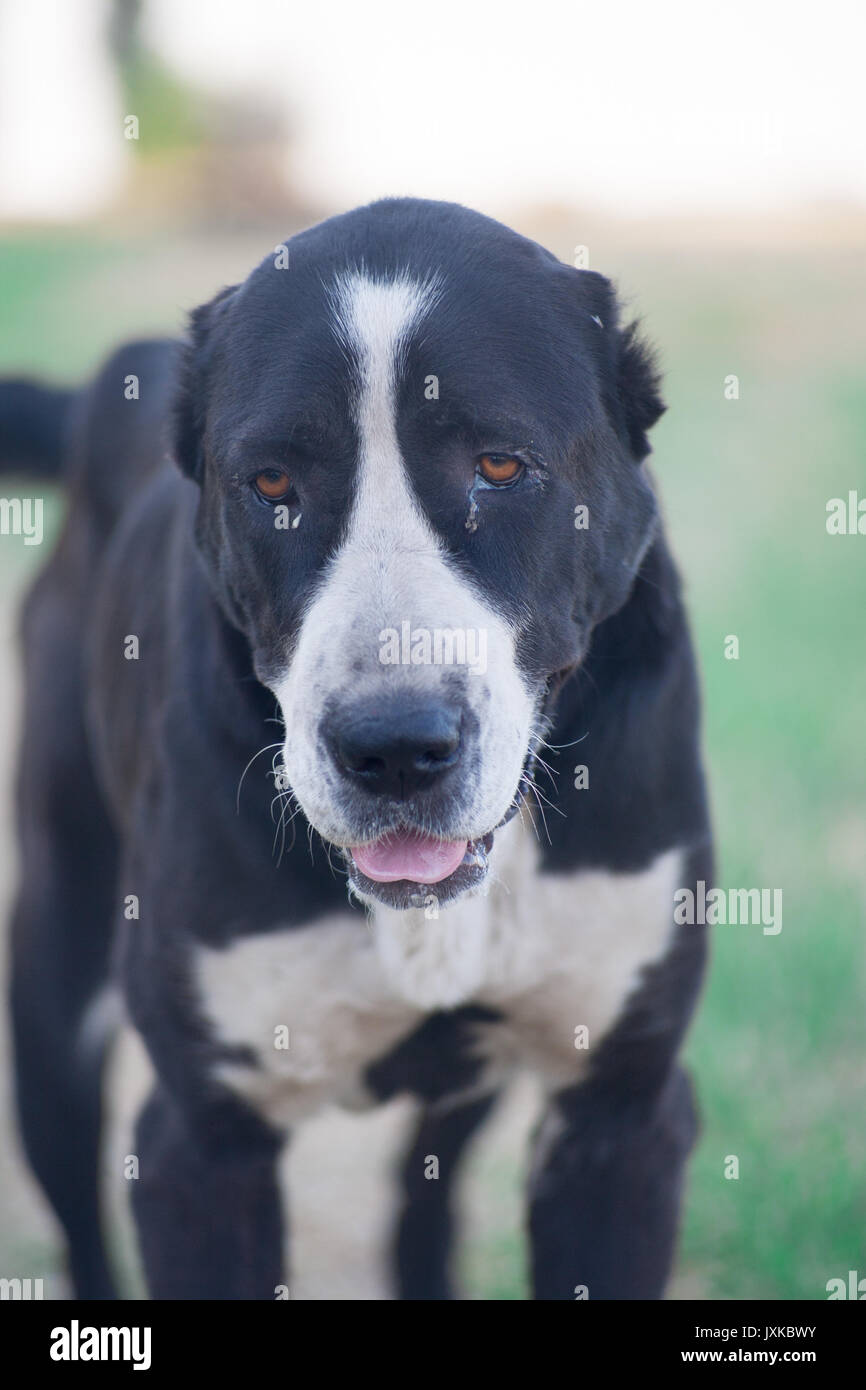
[0,0,864,1299]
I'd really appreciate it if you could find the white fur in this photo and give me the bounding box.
[198,915,422,1127]
[268,270,536,852]
[197,816,685,1125]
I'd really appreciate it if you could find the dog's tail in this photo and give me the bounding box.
[0,379,75,479]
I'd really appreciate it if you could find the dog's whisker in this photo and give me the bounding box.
[236,742,284,814]
[540,730,589,752]
[523,775,556,846]
[523,775,565,818]
[515,788,542,844]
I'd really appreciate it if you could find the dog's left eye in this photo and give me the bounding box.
[477,453,524,486]
[253,469,293,503]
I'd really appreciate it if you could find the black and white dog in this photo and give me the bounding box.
[4,198,712,1300]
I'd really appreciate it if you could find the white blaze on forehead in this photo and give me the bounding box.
[327,269,443,555]
[271,269,535,851]
[330,271,442,441]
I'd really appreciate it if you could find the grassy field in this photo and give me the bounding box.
[0,222,863,1300]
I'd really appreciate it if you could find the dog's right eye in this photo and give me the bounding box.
[253,469,293,503]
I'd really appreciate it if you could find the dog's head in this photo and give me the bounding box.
[173,199,663,909]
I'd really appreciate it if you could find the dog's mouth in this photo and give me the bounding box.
[336,743,540,910]
[345,828,495,910]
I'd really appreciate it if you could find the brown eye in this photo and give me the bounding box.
[477,453,524,486]
[253,469,293,502]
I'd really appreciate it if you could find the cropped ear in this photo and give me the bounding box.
[616,319,666,461]
[173,284,239,480]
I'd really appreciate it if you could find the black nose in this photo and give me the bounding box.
[328,701,462,798]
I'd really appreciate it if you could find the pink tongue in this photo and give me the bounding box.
[352,831,468,884]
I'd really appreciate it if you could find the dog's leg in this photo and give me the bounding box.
[527,1064,698,1300]
[131,1086,285,1300]
[10,638,119,1298]
[11,875,118,1298]
[395,1092,497,1300]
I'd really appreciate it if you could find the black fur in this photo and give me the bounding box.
[0,379,74,477]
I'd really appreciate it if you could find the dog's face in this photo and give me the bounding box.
[175,199,662,909]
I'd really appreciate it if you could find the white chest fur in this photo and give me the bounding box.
[196,820,684,1124]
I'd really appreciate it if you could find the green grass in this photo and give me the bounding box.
[1,228,864,1301]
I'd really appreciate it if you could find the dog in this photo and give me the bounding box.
[3,198,712,1300]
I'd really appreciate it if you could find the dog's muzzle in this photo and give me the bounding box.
[314,693,527,909]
